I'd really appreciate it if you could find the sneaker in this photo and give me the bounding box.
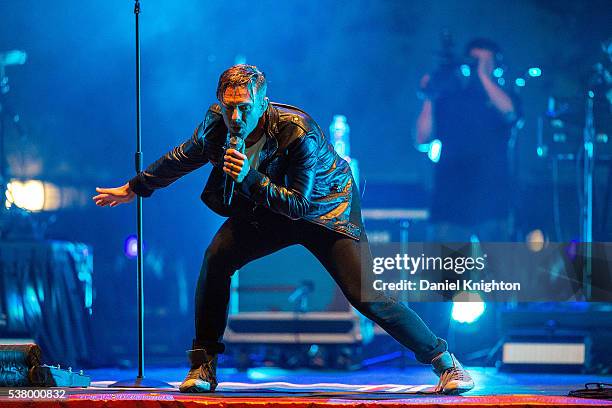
[179,349,218,393]
[431,352,474,395]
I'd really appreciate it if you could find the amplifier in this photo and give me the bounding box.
[496,306,611,371]
[503,341,586,365]
[230,245,350,313]
[225,311,362,345]
[500,333,589,372]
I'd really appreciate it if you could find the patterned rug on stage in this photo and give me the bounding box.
[93,380,438,394]
[60,382,612,406]
[3,369,612,407]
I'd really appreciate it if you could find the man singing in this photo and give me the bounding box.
[93,64,474,394]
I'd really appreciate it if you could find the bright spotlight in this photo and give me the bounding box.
[515,78,526,87]
[5,179,61,211]
[124,235,140,258]
[451,291,485,324]
[528,67,542,77]
[6,180,44,211]
[526,229,546,252]
[428,139,442,163]
[493,67,504,78]
[460,64,471,77]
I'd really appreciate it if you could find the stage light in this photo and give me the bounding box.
[497,78,505,86]
[124,235,140,258]
[416,143,430,153]
[528,67,541,77]
[451,291,485,324]
[526,229,546,252]
[5,179,61,212]
[5,180,44,211]
[585,141,594,157]
[6,180,42,211]
[493,67,504,78]
[515,78,526,87]
[428,139,442,163]
[0,50,27,66]
[330,114,350,158]
[460,64,471,77]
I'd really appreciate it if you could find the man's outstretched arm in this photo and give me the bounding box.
[127,121,212,197]
[93,111,221,206]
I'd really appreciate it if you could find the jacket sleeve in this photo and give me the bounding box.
[128,109,223,197]
[239,132,318,219]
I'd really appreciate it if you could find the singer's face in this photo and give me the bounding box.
[220,86,267,137]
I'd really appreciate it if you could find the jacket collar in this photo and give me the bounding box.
[264,102,280,138]
[259,103,279,166]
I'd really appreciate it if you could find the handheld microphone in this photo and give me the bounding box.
[223,132,245,206]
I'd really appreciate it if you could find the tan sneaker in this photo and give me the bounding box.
[432,352,474,395]
[179,349,218,393]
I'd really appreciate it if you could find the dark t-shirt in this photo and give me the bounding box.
[430,80,516,225]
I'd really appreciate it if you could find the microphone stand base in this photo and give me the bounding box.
[109,377,174,389]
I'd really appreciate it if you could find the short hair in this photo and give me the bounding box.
[216,64,267,103]
[464,38,502,58]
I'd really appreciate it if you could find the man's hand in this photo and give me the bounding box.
[223,149,250,183]
[93,183,136,207]
[470,48,515,116]
[472,48,495,78]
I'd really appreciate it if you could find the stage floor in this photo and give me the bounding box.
[1,366,611,406]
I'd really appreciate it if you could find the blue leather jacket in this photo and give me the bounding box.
[129,102,362,240]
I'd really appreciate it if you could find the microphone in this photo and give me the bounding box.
[223,132,245,206]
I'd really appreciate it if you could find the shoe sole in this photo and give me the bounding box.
[442,385,474,395]
[179,381,216,393]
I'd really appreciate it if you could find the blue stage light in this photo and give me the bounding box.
[493,67,504,78]
[497,78,505,86]
[416,143,430,153]
[124,235,139,258]
[428,139,442,163]
[451,291,485,323]
[528,67,542,77]
[515,78,526,87]
[460,64,471,77]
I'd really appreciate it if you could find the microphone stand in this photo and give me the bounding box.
[0,65,9,225]
[581,90,595,301]
[111,0,172,388]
